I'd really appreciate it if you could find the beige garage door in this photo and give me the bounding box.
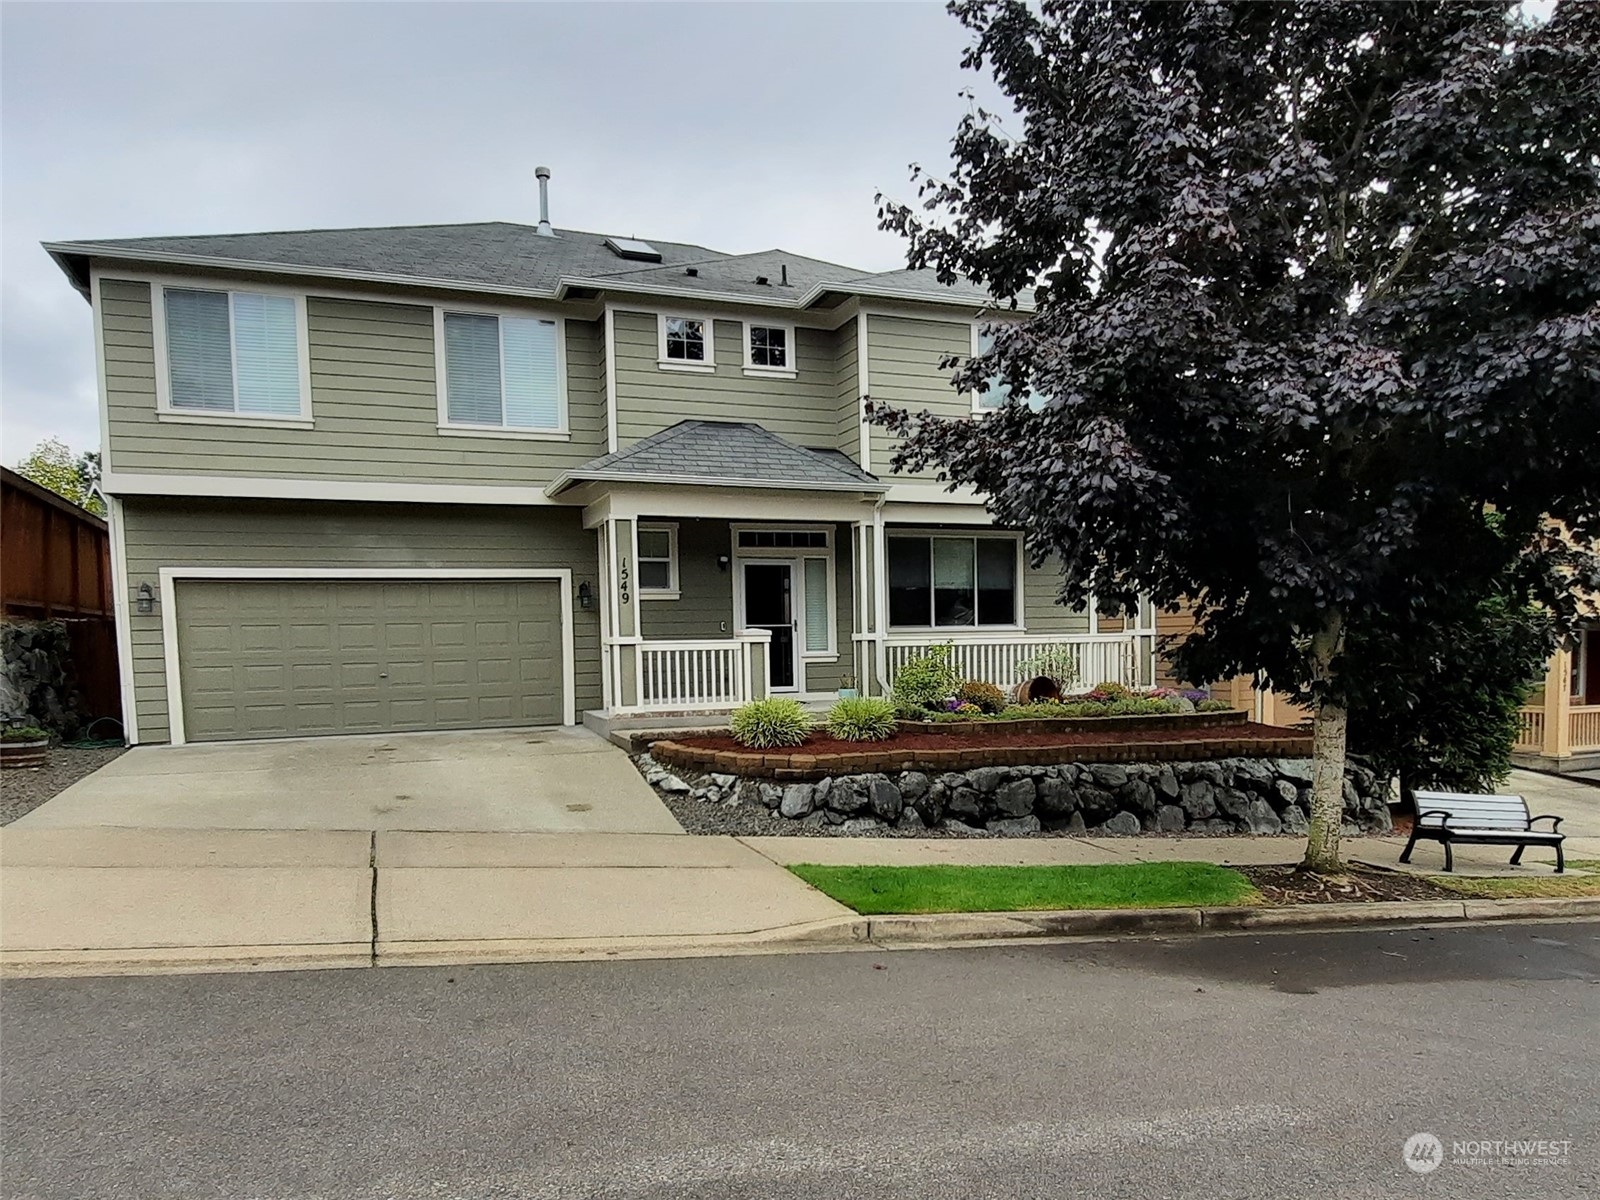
[175,578,564,742]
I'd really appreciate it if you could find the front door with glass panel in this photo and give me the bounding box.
[741,561,796,690]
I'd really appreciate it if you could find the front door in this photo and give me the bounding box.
[741,561,796,690]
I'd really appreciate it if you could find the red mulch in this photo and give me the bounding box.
[679,721,1303,757]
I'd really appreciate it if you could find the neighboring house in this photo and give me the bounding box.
[44,177,1161,746]
[1515,593,1600,775]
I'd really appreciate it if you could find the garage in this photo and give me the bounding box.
[170,575,568,742]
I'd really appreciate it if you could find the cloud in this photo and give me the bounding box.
[1,1,987,464]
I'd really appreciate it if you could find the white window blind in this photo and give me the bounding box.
[803,558,829,652]
[164,287,303,417]
[444,312,562,430]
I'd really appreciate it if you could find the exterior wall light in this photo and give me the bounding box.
[577,580,595,611]
[136,582,155,615]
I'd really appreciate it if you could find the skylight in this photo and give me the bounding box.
[604,236,662,262]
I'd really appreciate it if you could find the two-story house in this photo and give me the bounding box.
[45,177,1159,745]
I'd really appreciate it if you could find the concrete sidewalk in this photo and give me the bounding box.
[0,829,857,976]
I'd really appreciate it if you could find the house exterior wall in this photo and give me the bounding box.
[608,309,843,449]
[118,498,602,742]
[864,313,972,481]
[99,276,607,487]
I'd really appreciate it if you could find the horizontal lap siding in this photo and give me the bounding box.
[835,319,861,464]
[100,278,606,486]
[1022,554,1092,635]
[865,314,971,483]
[611,310,842,449]
[120,499,601,743]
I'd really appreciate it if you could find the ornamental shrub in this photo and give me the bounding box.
[890,644,961,711]
[1,726,49,742]
[1195,699,1234,713]
[729,698,813,749]
[1084,681,1135,702]
[825,696,899,742]
[956,679,1008,714]
[1014,644,1081,691]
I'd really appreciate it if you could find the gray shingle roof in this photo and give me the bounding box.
[45,220,1017,310]
[547,420,884,496]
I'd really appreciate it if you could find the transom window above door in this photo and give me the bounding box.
[438,310,566,436]
[157,286,309,422]
[744,322,796,376]
[659,315,713,370]
[888,534,1020,628]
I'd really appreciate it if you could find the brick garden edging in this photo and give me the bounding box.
[895,709,1249,737]
[649,731,1314,782]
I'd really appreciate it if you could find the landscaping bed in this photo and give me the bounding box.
[650,720,1313,779]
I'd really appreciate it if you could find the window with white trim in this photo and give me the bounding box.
[744,322,795,375]
[888,534,1019,628]
[660,315,710,365]
[637,524,678,596]
[440,311,565,431]
[972,325,1046,413]
[161,286,306,418]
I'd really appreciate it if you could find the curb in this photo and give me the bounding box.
[865,895,1600,945]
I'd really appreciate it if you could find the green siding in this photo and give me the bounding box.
[100,278,606,486]
[120,499,602,743]
[865,313,972,480]
[835,318,861,463]
[1022,553,1092,634]
[610,310,842,449]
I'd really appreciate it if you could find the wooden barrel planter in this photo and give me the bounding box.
[0,737,50,769]
[1013,676,1063,704]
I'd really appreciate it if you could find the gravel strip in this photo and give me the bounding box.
[0,745,126,826]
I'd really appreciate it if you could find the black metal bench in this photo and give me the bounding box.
[1399,790,1565,873]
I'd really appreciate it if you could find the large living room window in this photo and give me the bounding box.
[888,534,1019,629]
[438,310,566,435]
[158,286,308,421]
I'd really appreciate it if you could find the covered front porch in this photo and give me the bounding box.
[1515,623,1600,775]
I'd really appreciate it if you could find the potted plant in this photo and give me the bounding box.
[0,726,51,770]
[837,674,860,700]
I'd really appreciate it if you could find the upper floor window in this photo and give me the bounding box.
[972,325,1046,414]
[158,286,308,421]
[744,321,796,377]
[658,314,714,371]
[438,310,565,435]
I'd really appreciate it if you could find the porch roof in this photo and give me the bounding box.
[546,420,886,497]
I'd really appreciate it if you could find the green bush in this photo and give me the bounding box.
[890,644,961,711]
[1084,681,1136,702]
[826,696,899,742]
[1,725,49,742]
[729,698,813,748]
[1014,644,1082,691]
[1195,699,1233,713]
[955,679,1008,714]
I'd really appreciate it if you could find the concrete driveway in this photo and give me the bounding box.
[9,727,683,835]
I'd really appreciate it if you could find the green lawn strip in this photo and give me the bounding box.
[1428,859,1600,900]
[788,861,1259,915]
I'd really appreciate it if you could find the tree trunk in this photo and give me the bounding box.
[1300,613,1348,874]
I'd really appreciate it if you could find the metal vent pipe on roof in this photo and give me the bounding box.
[535,166,554,237]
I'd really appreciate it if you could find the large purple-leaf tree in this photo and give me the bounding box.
[871,0,1600,871]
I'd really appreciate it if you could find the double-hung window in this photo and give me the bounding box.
[439,310,566,435]
[743,321,796,377]
[158,286,308,420]
[972,325,1046,413]
[887,534,1019,629]
[658,315,713,370]
[637,524,679,598]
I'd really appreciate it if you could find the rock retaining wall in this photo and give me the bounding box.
[0,620,84,736]
[638,755,1392,837]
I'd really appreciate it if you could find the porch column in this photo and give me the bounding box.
[852,520,885,695]
[1541,644,1573,762]
[604,516,640,710]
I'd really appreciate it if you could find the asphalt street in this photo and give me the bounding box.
[3,921,1597,1199]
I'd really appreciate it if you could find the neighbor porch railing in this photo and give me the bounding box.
[1515,704,1600,758]
[882,632,1156,695]
[614,631,772,714]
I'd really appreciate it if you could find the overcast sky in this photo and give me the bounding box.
[0,0,981,466]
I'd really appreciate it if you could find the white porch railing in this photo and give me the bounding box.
[628,633,769,713]
[882,632,1155,694]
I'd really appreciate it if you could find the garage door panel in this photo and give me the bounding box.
[175,578,564,742]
